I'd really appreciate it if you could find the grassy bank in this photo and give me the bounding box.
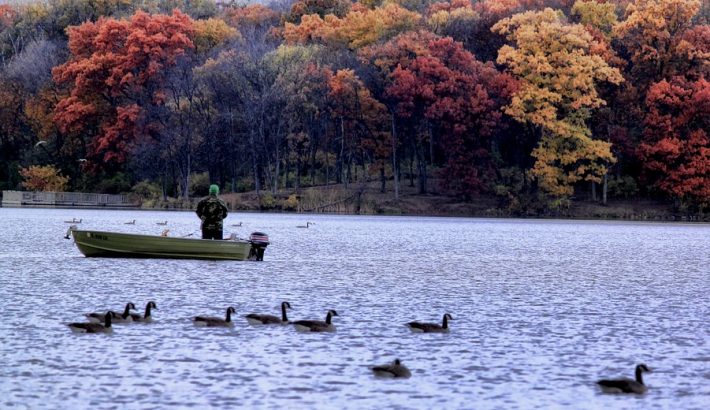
[143,180,707,222]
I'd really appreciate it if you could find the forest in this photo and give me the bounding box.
[0,0,708,215]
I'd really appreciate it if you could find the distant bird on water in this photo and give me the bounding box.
[193,307,237,327]
[231,222,242,227]
[68,311,115,334]
[372,359,412,379]
[406,313,453,333]
[156,221,167,226]
[129,301,157,323]
[64,218,82,223]
[597,364,652,394]
[292,309,338,332]
[245,301,292,325]
[124,220,135,225]
[297,222,315,228]
[86,303,136,324]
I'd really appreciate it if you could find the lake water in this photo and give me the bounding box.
[0,207,708,409]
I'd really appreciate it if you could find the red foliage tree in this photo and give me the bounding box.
[639,76,710,206]
[52,10,195,170]
[365,31,517,197]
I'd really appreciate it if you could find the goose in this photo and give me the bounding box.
[231,222,242,227]
[161,229,170,237]
[407,313,453,333]
[245,301,292,325]
[124,220,135,225]
[297,222,315,228]
[86,303,136,324]
[597,364,651,394]
[68,311,115,333]
[64,218,82,223]
[292,309,338,332]
[193,306,236,327]
[129,301,157,323]
[372,359,412,379]
[156,221,167,226]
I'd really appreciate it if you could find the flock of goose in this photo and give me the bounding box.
[66,301,651,391]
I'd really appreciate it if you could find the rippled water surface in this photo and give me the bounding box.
[0,208,708,409]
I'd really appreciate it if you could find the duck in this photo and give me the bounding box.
[86,303,136,324]
[296,222,315,228]
[406,313,453,333]
[124,220,135,225]
[68,311,115,333]
[372,359,412,379]
[245,301,292,325]
[129,301,157,323]
[193,307,236,327]
[156,221,168,226]
[597,364,651,394]
[292,309,338,332]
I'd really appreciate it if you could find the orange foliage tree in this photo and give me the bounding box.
[52,10,195,171]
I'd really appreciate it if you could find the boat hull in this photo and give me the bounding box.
[70,229,261,261]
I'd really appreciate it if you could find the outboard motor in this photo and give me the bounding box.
[248,232,269,261]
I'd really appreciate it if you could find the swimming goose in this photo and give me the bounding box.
[245,301,292,325]
[292,309,338,332]
[193,306,236,327]
[231,222,242,227]
[68,311,115,333]
[86,303,136,324]
[156,221,167,225]
[296,222,314,228]
[407,313,453,333]
[372,359,412,379]
[124,220,135,225]
[597,364,651,394]
[129,301,157,323]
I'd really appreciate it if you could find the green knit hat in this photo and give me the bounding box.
[209,184,219,195]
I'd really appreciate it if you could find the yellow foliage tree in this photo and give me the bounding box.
[20,165,70,191]
[492,8,624,197]
[571,0,618,36]
[193,18,240,54]
[284,3,421,49]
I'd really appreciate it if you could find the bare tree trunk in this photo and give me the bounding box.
[249,131,260,193]
[380,166,386,193]
[602,173,608,205]
[391,113,399,201]
[591,181,597,202]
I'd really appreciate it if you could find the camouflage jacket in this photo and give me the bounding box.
[196,196,228,229]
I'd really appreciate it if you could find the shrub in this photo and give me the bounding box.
[259,192,277,210]
[282,193,299,211]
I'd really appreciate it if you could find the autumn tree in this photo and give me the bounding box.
[326,68,389,188]
[20,165,70,191]
[614,0,703,85]
[52,10,195,172]
[284,3,421,50]
[638,76,710,209]
[493,8,623,200]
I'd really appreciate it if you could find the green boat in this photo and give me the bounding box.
[66,227,269,261]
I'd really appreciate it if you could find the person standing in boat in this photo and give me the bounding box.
[196,184,229,240]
